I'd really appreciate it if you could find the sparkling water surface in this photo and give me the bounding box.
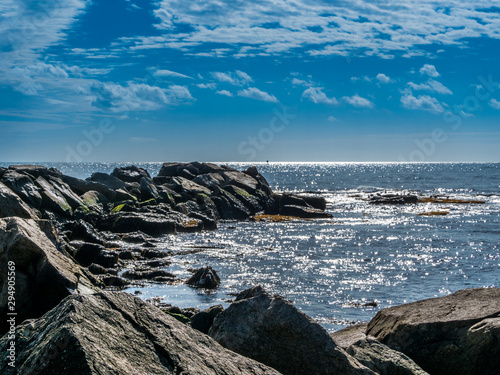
[3,162,499,331]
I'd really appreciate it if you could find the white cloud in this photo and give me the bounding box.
[123,0,500,59]
[419,64,440,78]
[408,80,453,95]
[89,82,193,112]
[302,87,338,105]
[216,90,233,97]
[343,95,374,108]
[153,69,192,79]
[211,71,252,86]
[327,116,337,122]
[401,93,444,113]
[197,83,216,89]
[490,98,500,109]
[376,74,391,84]
[237,87,278,103]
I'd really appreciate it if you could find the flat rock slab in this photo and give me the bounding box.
[366,288,500,375]
[0,292,281,375]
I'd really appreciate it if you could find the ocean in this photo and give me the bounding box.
[2,162,499,332]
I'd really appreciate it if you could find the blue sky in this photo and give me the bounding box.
[0,0,499,162]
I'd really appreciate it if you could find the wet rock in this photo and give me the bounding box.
[276,193,311,208]
[103,212,177,236]
[191,305,225,334]
[209,287,374,375]
[66,219,105,245]
[74,243,118,268]
[101,275,128,288]
[111,165,150,183]
[35,176,73,216]
[332,324,429,375]
[170,176,212,196]
[225,185,263,214]
[81,190,109,215]
[8,164,49,178]
[88,263,106,275]
[141,248,169,259]
[121,269,175,281]
[279,204,332,219]
[186,266,221,289]
[118,250,135,260]
[47,176,86,210]
[1,170,43,208]
[212,190,252,220]
[300,194,327,211]
[369,194,418,204]
[157,162,186,177]
[88,172,127,190]
[0,217,96,334]
[114,188,137,202]
[366,288,500,375]
[180,168,196,180]
[1,292,279,375]
[0,182,40,219]
[0,167,6,178]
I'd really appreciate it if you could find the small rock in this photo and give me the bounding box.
[185,266,221,289]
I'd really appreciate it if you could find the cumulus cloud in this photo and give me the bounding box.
[401,93,444,113]
[237,87,278,102]
[408,79,453,95]
[376,74,391,84]
[490,98,500,109]
[89,82,193,112]
[343,95,374,108]
[216,89,233,97]
[419,64,440,78]
[211,70,252,86]
[302,87,338,105]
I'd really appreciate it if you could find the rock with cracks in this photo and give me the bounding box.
[209,286,375,375]
[0,292,281,375]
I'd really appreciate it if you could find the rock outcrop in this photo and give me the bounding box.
[209,286,375,375]
[185,266,221,289]
[0,217,97,334]
[0,292,281,375]
[365,288,500,375]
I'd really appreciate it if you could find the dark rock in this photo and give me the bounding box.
[235,285,267,301]
[8,164,48,178]
[276,193,311,208]
[88,263,106,275]
[191,305,225,334]
[193,172,226,190]
[225,185,263,214]
[180,168,196,180]
[121,231,151,244]
[101,275,128,288]
[209,287,374,375]
[74,243,118,268]
[61,174,116,201]
[186,266,221,289]
[0,182,40,219]
[369,194,418,204]
[280,205,332,219]
[300,194,327,210]
[0,217,96,335]
[157,162,185,177]
[245,165,259,178]
[1,170,43,208]
[145,259,171,268]
[0,167,6,178]
[114,188,137,202]
[141,248,169,259]
[139,176,160,200]
[87,172,127,190]
[67,219,105,245]
[222,170,259,193]
[1,292,279,375]
[191,162,227,174]
[170,176,211,196]
[332,324,429,375]
[47,176,86,210]
[111,165,150,183]
[118,250,135,260]
[35,176,73,216]
[212,189,252,220]
[80,190,110,214]
[121,269,175,281]
[103,212,177,236]
[366,288,500,375]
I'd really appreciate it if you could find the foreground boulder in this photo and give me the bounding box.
[332,324,429,375]
[0,182,39,219]
[209,287,375,375]
[0,292,281,375]
[0,217,96,334]
[366,288,500,375]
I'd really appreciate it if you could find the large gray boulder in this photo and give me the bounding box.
[0,292,281,375]
[366,288,500,375]
[0,182,39,219]
[111,165,150,183]
[1,170,43,208]
[35,176,73,216]
[88,172,127,190]
[209,287,375,375]
[0,217,96,334]
[332,324,429,375]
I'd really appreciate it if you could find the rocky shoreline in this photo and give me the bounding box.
[1,162,499,374]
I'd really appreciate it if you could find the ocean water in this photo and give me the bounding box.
[3,162,499,331]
